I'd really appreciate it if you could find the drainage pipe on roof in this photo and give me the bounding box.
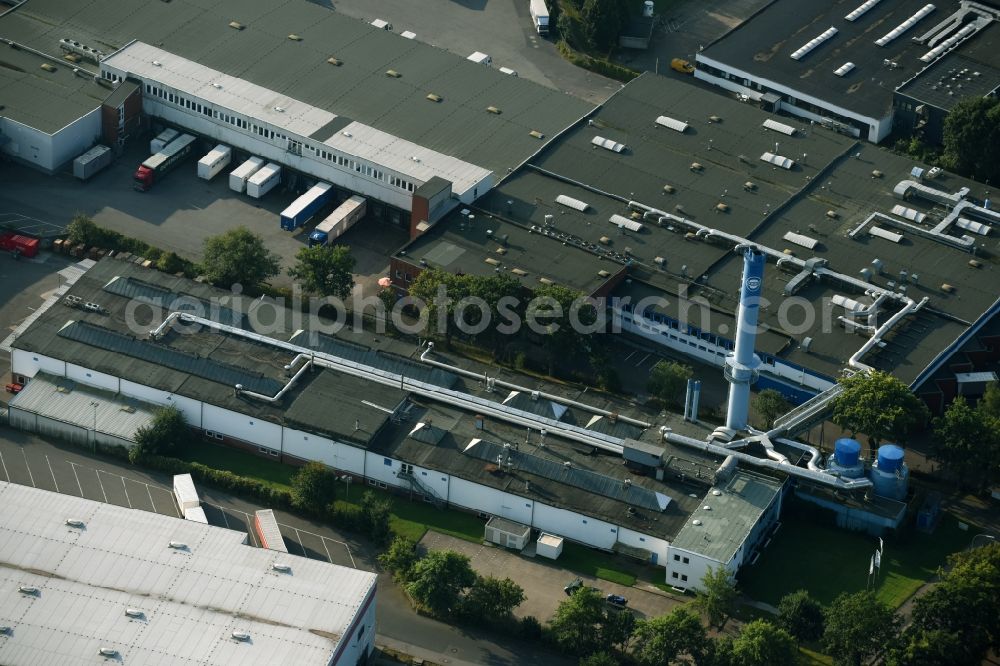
[775,437,824,472]
[664,429,872,489]
[848,297,927,373]
[418,342,651,428]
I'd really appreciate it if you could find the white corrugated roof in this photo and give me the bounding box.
[760,152,795,169]
[102,42,491,193]
[0,481,376,666]
[956,371,998,384]
[782,231,818,249]
[9,374,156,441]
[870,226,903,243]
[655,115,689,133]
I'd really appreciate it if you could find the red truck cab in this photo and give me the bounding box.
[134,165,155,191]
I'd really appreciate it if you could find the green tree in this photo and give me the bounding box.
[942,96,1000,184]
[462,575,525,622]
[647,360,694,408]
[409,268,467,347]
[754,389,790,429]
[832,371,930,447]
[377,536,420,582]
[200,226,281,290]
[600,608,636,655]
[549,586,606,655]
[465,272,524,357]
[579,652,619,666]
[979,382,1000,420]
[889,626,971,666]
[933,396,1000,491]
[823,591,901,666]
[290,462,339,511]
[581,0,625,51]
[730,620,798,666]
[632,606,709,666]
[405,550,477,616]
[156,250,187,274]
[287,244,356,299]
[529,283,597,374]
[132,405,188,460]
[776,589,824,643]
[359,490,393,545]
[694,566,737,628]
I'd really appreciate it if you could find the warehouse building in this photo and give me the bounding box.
[8,257,793,586]
[0,0,590,230]
[0,480,378,665]
[695,0,1000,143]
[395,72,1000,408]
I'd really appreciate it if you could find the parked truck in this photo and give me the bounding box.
[254,509,288,553]
[309,195,367,247]
[72,145,112,181]
[133,134,196,191]
[246,162,282,199]
[173,473,200,512]
[150,128,179,154]
[280,182,333,231]
[0,234,39,258]
[530,0,549,35]
[229,156,264,193]
[467,51,492,66]
[197,144,232,181]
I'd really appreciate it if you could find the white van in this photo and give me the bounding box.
[498,66,519,77]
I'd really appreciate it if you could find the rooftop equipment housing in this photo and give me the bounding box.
[762,118,796,135]
[592,136,627,153]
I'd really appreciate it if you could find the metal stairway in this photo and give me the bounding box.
[397,471,445,509]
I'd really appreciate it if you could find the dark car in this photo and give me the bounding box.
[563,578,583,595]
[606,594,628,607]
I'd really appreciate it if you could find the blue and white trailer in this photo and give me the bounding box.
[280,182,333,231]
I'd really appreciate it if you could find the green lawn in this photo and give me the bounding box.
[558,542,637,587]
[174,440,296,491]
[739,509,975,608]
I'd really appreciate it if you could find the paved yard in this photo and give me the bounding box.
[421,531,681,621]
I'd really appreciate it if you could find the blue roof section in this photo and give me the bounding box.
[102,276,245,329]
[464,439,672,512]
[58,320,282,396]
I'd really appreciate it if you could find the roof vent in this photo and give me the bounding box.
[152,60,162,67]
[529,130,544,139]
[486,106,501,114]
[168,541,188,550]
[703,505,712,510]
[327,57,342,66]
[692,519,703,526]
[212,82,223,89]
[598,269,611,278]
[125,608,144,619]
[941,283,955,293]
[274,106,285,113]
[40,63,57,72]
[426,93,442,102]
[969,259,982,268]
[232,630,251,641]
[229,21,245,30]
[98,648,118,657]
[511,268,528,276]
[271,563,291,573]
[689,162,703,172]
[712,489,723,496]
[65,519,85,528]
[287,34,302,41]
[18,586,39,595]
[662,184,676,194]
[386,69,401,78]
[0,626,10,635]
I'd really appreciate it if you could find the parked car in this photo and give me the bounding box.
[563,577,583,596]
[606,594,628,607]
[5,383,23,394]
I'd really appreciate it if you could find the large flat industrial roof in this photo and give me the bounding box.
[700,0,999,119]
[0,0,592,174]
[896,51,1000,110]
[0,480,377,666]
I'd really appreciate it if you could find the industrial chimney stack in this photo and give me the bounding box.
[724,247,766,431]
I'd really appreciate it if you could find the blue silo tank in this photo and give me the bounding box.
[877,444,905,473]
[834,438,862,467]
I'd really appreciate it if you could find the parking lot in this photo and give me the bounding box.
[0,427,363,570]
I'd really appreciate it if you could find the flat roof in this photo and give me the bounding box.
[700,0,999,119]
[669,470,784,564]
[0,46,109,134]
[0,481,377,666]
[0,0,592,175]
[896,52,1000,110]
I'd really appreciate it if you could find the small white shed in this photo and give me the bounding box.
[485,517,531,551]
[536,532,564,560]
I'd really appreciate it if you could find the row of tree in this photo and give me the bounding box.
[932,382,1000,491]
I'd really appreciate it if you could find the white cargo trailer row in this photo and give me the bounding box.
[254,509,288,552]
[173,473,200,512]
[246,162,282,199]
[197,144,232,181]
[229,156,264,193]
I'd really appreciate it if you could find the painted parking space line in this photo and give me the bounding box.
[70,462,85,497]
[623,350,637,362]
[321,539,335,566]
[0,450,9,482]
[21,449,35,487]
[147,484,158,514]
[635,353,651,367]
[120,477,132,508]
[49,457,82,498]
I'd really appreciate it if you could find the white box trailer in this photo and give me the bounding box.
[73,145,112,181]
[229,156,264,193]
[530,0,549,35]
[197,144,232,181]
[467,51,492,66]
[150,128,179,154]
[254,509,288,552]
[173,473,200,512]
[246,162,282,199]
[184,506,208,524]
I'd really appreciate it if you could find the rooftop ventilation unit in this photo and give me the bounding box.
[63,295,83,307]
[232,631,251,641]
[18,586,39,595]
[287,34,302,41]
[511,268,528,276]
[654,115,689,133]
[790,27,838,60]
[125,608,144,619]
[385,69,401,78]
[891,204,926,223]
[228,21,244,30]
[875,4,935,46]
[400,30,417,39]
[486,106,501,114]
[555,194,589,212]
[168,541,188,550]
[845,0,881,21]
[760,152,795,169]
[762,118,796,135]
[529,130,544,139]
[783,231,818,249]
[40,63,57,73]
[834,62,856,77]
[327,57,342,66]
[59,38,106,62]
[920,23,977,62]
[271,563,292,573]
[955,217,991,235]
[870,226,903,243]
[609,214,644,232]
[426,93,442,102]
[98,648,118,657]
[591,136,626,153]
[65,519,85,528]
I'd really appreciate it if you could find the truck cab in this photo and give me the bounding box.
[133,165,155,191]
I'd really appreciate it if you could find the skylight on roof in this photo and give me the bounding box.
[875,4,936,47]
[654,115,689,133]
[790,27,838,61]
[844,0,882,22]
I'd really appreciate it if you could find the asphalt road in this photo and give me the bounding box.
[0,427,572,665]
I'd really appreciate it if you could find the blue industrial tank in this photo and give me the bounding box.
[834,438,862,466]
[870,443,909,500]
